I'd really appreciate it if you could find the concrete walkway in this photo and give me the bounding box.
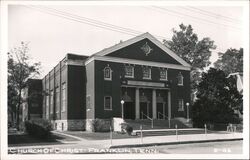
[107,132,243,148]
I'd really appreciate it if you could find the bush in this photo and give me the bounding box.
[121,123,133,135]
[92,119,111,132]
[25,119,52,139]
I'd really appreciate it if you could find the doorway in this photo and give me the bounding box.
[140,102,148,119]
[157,103,164,119]
[124,102,135,119]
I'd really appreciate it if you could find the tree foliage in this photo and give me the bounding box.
[8,42,41,129]
[192,68,242,127]
[214,48,243,75]
[164,24,216,91]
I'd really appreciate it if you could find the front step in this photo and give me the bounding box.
[125,119,192,130]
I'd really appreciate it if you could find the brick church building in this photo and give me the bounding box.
[23,33,191,131]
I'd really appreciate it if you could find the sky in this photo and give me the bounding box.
[8,3,244,78]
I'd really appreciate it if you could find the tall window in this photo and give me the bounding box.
[177,72,184,86]
[46,91,49,118]
[61,83,66,112]
[125,65,134,78]
[103,64,112,80]
[178,99,184,111]
[160,69,168,80]
[50,90,54,114]
[55,87,60,113]
[143,67,151,79]
[104,96,112,110]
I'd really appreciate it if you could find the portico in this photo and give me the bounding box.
[121,80,171,120]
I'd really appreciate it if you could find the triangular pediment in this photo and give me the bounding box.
[93,33,191,67]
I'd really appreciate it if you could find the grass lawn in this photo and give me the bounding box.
[8,132,78,146]
[64,131,134,140]
[63,129,225,141]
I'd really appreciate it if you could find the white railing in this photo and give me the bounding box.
[141,112,154,128]
[158,112,168,120]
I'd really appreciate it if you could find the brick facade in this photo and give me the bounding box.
[25,33,191,131]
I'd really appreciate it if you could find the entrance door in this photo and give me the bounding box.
[157,103,164,119]
[124,102,135,119]
[140,102,148,119]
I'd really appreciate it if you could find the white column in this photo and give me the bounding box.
[152,89,157,119]
[168,90,171,120]
[135,88,140,119]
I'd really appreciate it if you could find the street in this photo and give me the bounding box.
[141,140,242,154]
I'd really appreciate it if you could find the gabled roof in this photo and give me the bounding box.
[92,32,191,67]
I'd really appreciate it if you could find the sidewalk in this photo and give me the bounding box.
[107,132,243,148]
[8,131,243,150]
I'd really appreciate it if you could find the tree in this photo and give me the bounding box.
[164,24,216,96]
[8,42,41,130]
[8,85,18,124]
[192,68,242,127]
[214,48,243,75]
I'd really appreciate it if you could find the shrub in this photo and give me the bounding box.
[25,119,52,139]
[121,123,133,135]
[92,119,111,132]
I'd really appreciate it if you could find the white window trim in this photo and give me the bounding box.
[160,69,168,81]
[143,67,151,80]
[177,72,184,86]
[50,90,54,114]
[55,88,60,114]
[104,96,112,110]
[124,65,134,78]
[178,99,184,111]
[103,65,113,81]
[61,83,66,113]
[46,95,49,118]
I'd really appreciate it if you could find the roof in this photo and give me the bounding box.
[89,32,191,67]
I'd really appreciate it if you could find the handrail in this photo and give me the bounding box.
[141,112,153,128]
[158,112,168,120]
[158,112,171,128]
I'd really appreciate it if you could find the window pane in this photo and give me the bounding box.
[177,73,183,85]
[125,66,134,77]
[143,68,151,79]
[104,68,110,78]
[178,99,184,111]
[50,91,53,113]
[56,88,60,113]
[46,95,49,118]
[104,96,112,110]
[160,70,167,80]
[62,84,66,112]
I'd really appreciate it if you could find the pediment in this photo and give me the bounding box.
[93,33,191,67]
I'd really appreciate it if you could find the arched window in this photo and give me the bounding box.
[103,64,112,81]
[177,72,184,86]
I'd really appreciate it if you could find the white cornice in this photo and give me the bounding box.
[65,59,84,66]
[85,56,191,71]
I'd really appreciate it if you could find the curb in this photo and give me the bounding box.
[109,138,243,148]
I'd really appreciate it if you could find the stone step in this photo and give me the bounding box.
[125,119,191,130]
